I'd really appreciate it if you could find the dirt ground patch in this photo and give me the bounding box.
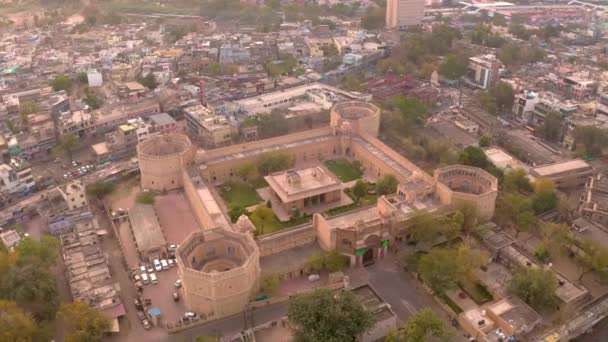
[154,192,202,245]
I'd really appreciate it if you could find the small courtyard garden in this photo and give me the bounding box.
[220,181,262,209]
[323,159,362,182]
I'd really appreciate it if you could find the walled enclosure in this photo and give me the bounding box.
[177,229,260,320]
[137,134,195,191]
[136,101,498,319]
[434,165,499,220]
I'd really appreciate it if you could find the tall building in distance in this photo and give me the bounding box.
[386,0,425,29]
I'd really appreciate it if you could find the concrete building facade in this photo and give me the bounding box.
[386,0,425,29]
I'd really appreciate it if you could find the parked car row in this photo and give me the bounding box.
[63,164,95,180]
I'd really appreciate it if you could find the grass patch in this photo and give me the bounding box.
[220,181,261,208]
[459,281,493,305]
[251,213,282,235]
[324,159,362,182]
[438,292,464,314]
[251,177,268,189]
[136,191,157,204]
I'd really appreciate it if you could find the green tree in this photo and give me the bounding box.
[342,74,363,92]
[228,206,248,223]
[532,178,558,214]
[138,73,158,90]
[418,248,459,293]
[539,223,574,259]
[438,54,468,80]
[86,181,115,199]
[539,111,563,142]
[76,72,88,84]
[250,205,275,235]
[503,168,533,193]
[391,96,427,132]
[236,162,257,181]
[58,301,111,342]
[257,152,293,175]
[458,146,489,169]
[387,308,450,342]
[576,239,608,281]
[509,23,532,40]
[15,236,60,267]
[307,251,347,272]
[492,14,507,26]
[377,174,398,195]
[261,273,281,296]
[495,192,534,234]
[490,81,515,114]
[288,289,374,342]
[508,268,557,311]
[376,58,406,75]
[479,91,498,115]
[351,180,368,202]
[54,134,79,163]
[49,75,72,92]
[0,300,38,342]
[479,135,492,148]
[408,211,440,245]
[258,110,288,138]
[515,210,535,238]
[84,87,102,110]
[573,126,607,157]
[1,263,59,320]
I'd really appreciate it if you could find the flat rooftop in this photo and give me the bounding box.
[128,204,166,253]
[531,159,591,177]
[265,166,342,203]
[490,297,541,334]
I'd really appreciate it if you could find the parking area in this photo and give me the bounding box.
[154,192,202,244]
[136,265,188,328]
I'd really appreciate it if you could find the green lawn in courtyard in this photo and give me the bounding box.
[220,181,261,208]
[324,159,362,182]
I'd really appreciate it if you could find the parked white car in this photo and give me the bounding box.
[153,259,162,272]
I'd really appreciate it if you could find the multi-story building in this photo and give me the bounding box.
[58,180,88,211]
[466,55,500,89]
[91,117,155,163]
[558,76,595,101]
[529,95,578,128]
[184,105,233,148]
[57,110,93,137]
[89,98,161,136]
[148,113,177,135]
[513,91,540,121]
[386,0,425,29]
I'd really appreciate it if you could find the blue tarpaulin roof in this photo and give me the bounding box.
[148,307,161,316]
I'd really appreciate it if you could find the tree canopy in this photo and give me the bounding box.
[258,152,293,175]
[288,289,374,342]
[49,75,72,92]
[573,126,607,157]
[418,244,485,294]
[54,134,79,163]
[377,174,398,195]
[0,300,38,342]
[58,301,111,342]
[387,308,450,342]
[508,268,557,311]
[539,111,563,142]
[438,54,468,80]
